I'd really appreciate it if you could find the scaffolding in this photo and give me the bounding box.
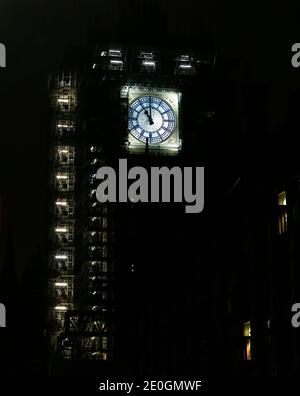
[48,71,77,352]
[48,69,115,361]
[57,311,113,360]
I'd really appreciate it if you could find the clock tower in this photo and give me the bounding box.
[48,42,215,375]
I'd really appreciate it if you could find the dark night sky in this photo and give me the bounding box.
[0,0,300,276]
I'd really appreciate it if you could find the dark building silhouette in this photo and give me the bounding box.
[47,40,218,375]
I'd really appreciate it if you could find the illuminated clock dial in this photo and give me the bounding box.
[128,95,176,144]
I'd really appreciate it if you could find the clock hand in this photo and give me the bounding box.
[149,96,152,119]
[144,109,154,126]
[149,97,154,125]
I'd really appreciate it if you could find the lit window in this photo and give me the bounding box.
[243,321,251,337]
[277,191,287,235]
[140,52,154,59]
[108,50,124,71]
[56,200,68,206]
[109,59,124,71]
[109,49,122,57]
[140,52,156,72]
[141,60,156,72]
[243,321,252,361]
[55,227,68,233]
[142,60,156,67]
[178,55,190,62]
[110,59,123,65]
[176,54,195,75]
[56,121,75,133]
[55,306,68,311]
[278,191,286,206]
[179,63,192,69]
[56,174,68,180]
[57,97,70,104]
[55,282,68,287]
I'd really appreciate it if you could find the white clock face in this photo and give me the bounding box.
[128,95,176,144]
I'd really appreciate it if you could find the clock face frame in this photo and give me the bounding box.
[128,95,176,144]
[123,87,181,153]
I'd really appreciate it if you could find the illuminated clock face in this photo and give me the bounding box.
[128,95,176,144]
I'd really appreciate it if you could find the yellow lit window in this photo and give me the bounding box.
[243,321,252,361]
[277,191,286,206]
[277,191,287,235]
